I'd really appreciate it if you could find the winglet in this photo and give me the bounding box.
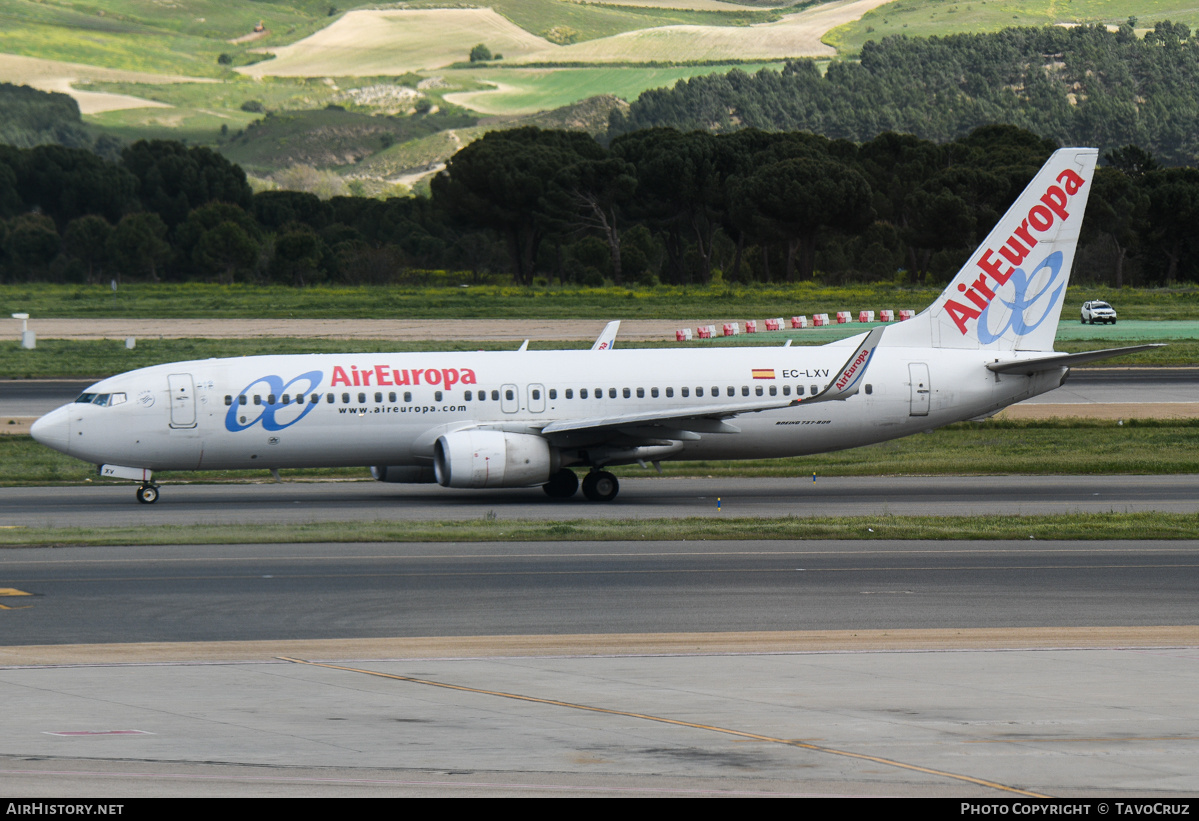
[801,325,885,404]
[591,320,620,351]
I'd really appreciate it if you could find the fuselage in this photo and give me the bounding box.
[32,342,1065,473]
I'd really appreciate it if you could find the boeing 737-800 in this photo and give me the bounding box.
[31,147,1156,503]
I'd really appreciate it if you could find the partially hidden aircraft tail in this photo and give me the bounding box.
[885,147,1099,353]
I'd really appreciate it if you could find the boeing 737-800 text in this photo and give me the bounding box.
[31,147,1155,503]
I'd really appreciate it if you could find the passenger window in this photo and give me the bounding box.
[224,395,232,406]
[505,389,514,401]
[358,393,366,403]
[282,394,290,405]
[609,388,617,399]
[681,387,688,398]
[727,387,735,397]
[865,384,873,395]
[623,388,631,399]
[664,387,672,398]
[532,389,541,400]
[465,390,473,401]
[755,386,763,396]
[389,392,397,402]
[549,389,557,400]
[741,386,749,396]
[374,392,382,403]
[695,387,703,398]
[326,393,334,403]
[565,389,573,399]
[769,386,777,396]
[435,391,442,402]
[240,395,248,406]
[811,385,818,395]
[405,392,413,402]
[783,385,790,396]
[796,386,804,396]
[580,388,588,399]
[491,390,499,401]
[637,388,645,398]
[342,393,350,403]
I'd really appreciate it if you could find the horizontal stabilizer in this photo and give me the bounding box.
[986,344,1164,374]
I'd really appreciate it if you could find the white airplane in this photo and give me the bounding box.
[31,147,1156,504]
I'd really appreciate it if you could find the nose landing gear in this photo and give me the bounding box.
[136,484,160,504]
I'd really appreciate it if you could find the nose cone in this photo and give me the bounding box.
[30,406,71,455]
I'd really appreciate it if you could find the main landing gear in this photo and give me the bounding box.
[541,469,620,501]
[136,483,160,504]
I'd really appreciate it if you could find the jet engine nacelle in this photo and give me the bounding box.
[371,465,436,483]
[433,430,556,488]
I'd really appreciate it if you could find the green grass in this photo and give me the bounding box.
[5,420,1199,485]
[445,62,785,114]
[2,512,1198,547]
[0,0,335,76]
[827,0,1199,56]
[5,281,1199,321]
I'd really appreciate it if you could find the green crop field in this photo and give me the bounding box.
[446,62,786,114]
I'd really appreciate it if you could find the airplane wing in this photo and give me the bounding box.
[986,344,1163,374]
[591,320,620,351]
[536,325,885,440]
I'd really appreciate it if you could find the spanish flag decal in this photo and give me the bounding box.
[752,368,775,380]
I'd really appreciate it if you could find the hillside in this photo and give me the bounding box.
[3,0,1199,194]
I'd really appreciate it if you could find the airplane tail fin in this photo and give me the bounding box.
[884,147,1099,353]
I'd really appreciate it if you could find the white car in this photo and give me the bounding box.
[1081,301,1117,324]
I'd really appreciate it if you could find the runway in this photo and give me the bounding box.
[2,474,1198,527]
[1,538,1198,797]
[3,539,1198,644]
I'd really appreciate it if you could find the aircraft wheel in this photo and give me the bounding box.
[542,468,579,499]
[581,470,619,502]
[136,484,159,504]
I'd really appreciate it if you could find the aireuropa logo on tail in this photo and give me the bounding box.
[944,167,1086,338]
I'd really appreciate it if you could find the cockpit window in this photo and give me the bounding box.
[75,392,127,407]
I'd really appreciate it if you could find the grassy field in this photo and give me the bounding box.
[827,0,1199,55]
[4,281,1198,321]
[444,62,786,114]
[3,512,1197,547]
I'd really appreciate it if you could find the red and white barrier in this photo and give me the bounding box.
[836,311,851,324]
[744,320,757,333]
[791,316,807,328]
[722,322,740,336]
[676,328,692,341]
[812,314,829,326]
[765,317,784,331]
[858,310,875,322]
[899,309,915,321]
[697,325,714,339]
[879,309,894,322]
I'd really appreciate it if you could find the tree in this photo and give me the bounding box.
[469,44,492,62]
[62,215,113,284]
[108,212,170,282]
[432,128,604,284]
